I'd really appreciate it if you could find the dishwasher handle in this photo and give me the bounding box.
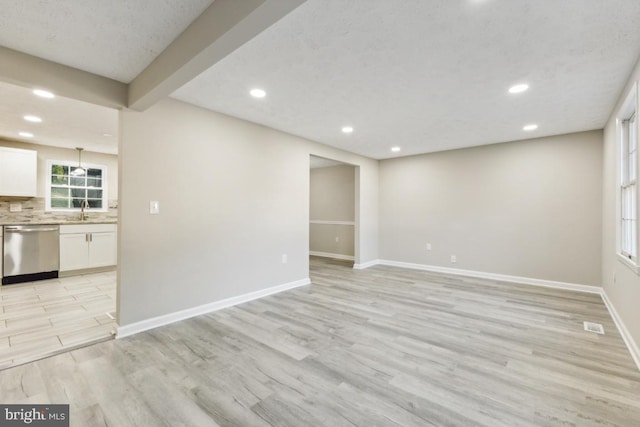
[4,226,59,233]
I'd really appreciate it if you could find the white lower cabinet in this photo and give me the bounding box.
[59,224,117,272]
[88,231,117,267]
[59,233,91,271]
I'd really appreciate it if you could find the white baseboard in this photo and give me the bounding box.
[353,259,380,270]
[310,251,355,261]
[376,259,602,294]
[601,290,640,371]
[116,278,311,339]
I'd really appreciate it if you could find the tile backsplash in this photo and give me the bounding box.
[0,197,118,223]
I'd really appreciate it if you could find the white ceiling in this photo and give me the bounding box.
[0,0,212,154]
[0,81,118,154]
[1,1,640,159]
[173,0,640,159]
[0,0,213,83]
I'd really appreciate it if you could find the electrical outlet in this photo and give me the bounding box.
[335,236,340,243]
[426,243,432,251]
[9,203,22,212]
[149,200,160,214]
[450,255,457,263]
[282,254,288,264]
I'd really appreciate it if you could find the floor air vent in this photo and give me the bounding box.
[583,321,604,334]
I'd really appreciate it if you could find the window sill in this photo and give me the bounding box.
[617,253,640,275]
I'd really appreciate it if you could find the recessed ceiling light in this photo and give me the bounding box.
[19,132,34,138]
[508,84,529,94]
[391,146,401,152]
[23,115,42,123]
[250,88,266,98]
[523,124,538,131]
[341,126,354,134]
[33,89,55,99]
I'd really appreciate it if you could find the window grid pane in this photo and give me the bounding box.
[87,168,102,179]
[51,198,70,208]
[630,114,637,152]
[622,123,630,184]
[49,163,106,211]
[70,176,86,187]
[621,173,638,258]
[87,178,102,188]
[630,148,637,182]
[632,220,638,258]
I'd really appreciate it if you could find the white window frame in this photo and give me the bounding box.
[46,159,109,212]
[617,82,639,273]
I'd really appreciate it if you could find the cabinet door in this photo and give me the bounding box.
[88,232,117,268]
[60,233,90,271]
[0,148,37,197]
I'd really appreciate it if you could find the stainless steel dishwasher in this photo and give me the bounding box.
[3,225,60,285]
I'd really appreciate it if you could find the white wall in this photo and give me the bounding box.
[0,139,118,199]
[379,130,603,286]
[118,98,378,326]
[602,57,640,350]
[310,164,355,221]
[310,164,355,257]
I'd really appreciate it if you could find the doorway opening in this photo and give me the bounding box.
[309,155,357,268]
[0,80,119,370]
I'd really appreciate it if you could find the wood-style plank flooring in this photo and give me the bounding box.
[0,271,117,370]
[1,257,638,426]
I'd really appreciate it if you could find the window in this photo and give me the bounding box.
[621,112,637,259]
[619,83,638,267]
[47,160,108,211]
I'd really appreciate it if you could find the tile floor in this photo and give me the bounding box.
[0,270,117,370]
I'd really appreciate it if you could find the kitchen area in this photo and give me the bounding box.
[0,81,119,369]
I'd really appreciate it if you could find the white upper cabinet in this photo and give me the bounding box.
[0,147,37,197]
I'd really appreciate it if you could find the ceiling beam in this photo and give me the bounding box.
[0,46,127,109]
[128,0,306,111]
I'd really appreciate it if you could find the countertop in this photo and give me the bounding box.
[1,219,117,226]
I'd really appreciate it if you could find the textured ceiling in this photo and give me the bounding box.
[0,0,213,83]
[1,0,640,159]
[173,0,640,159]
[0,81,118,154]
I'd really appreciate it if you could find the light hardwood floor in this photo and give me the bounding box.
[1,257,638,426]
[0,271,117,370]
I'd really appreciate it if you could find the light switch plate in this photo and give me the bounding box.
[149,200,160,214]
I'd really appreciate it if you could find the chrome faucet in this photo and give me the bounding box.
[80,199,90,221]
